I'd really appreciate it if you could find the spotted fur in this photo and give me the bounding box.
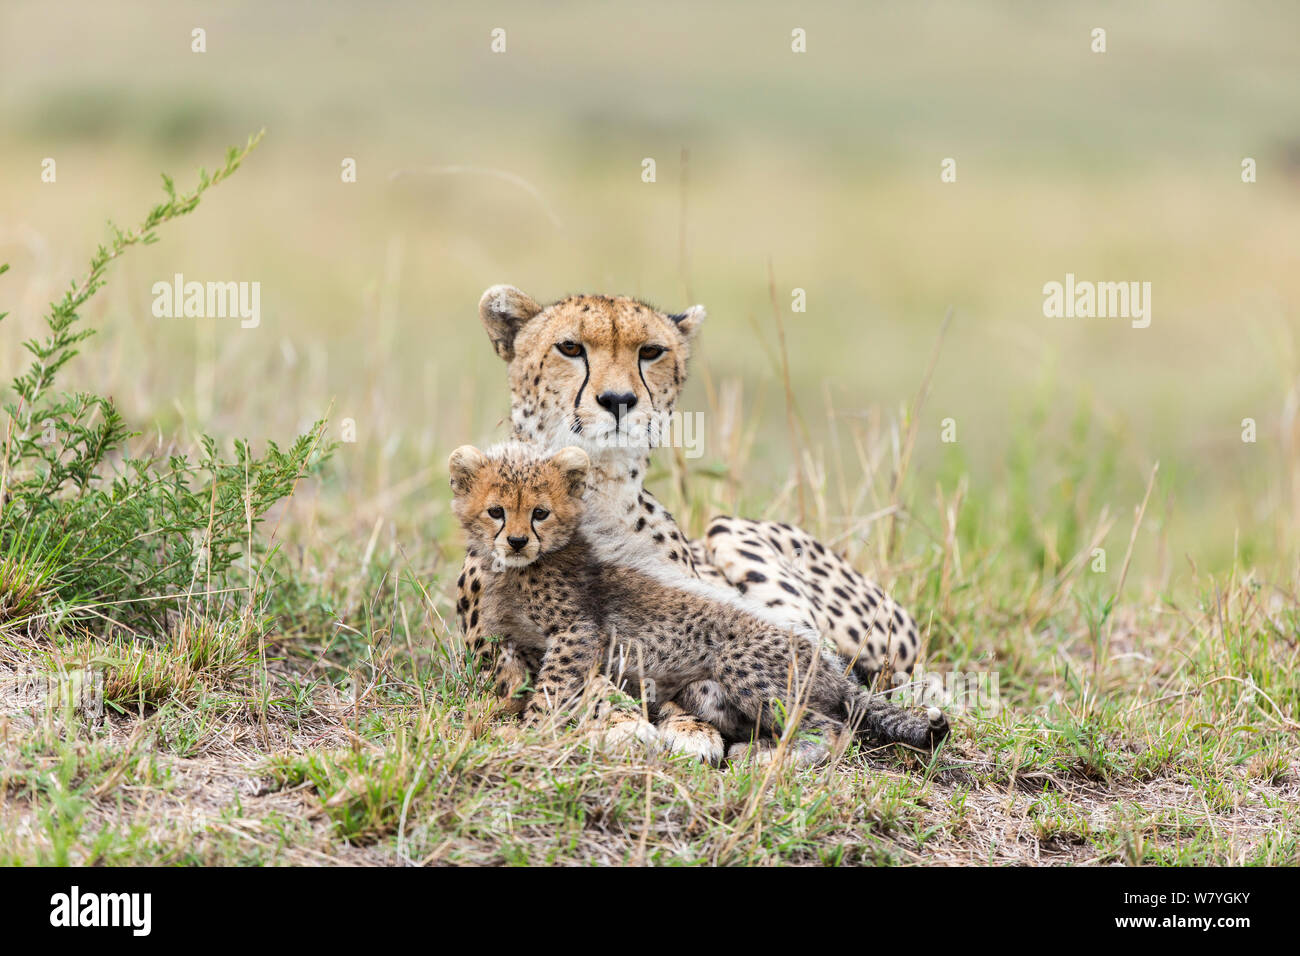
[455,286,934,759]
[450,443,948,764]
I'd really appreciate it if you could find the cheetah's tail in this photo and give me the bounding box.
[847,690,949,751]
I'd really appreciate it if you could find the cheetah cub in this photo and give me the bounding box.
[449,441,948,765]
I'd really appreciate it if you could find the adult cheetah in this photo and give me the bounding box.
[454,285,931,762]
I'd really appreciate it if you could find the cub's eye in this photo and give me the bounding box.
[638,345,666,361]
[487,506,504,519]
[555,341,584,358]
[532,507,550,521]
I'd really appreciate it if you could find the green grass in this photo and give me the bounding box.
[2,436,1295,864]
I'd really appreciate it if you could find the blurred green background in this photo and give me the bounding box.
[2,0,1298,578]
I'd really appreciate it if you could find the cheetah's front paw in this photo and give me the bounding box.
[658,715,725,765]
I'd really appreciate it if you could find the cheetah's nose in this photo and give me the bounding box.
[596,390,637,423]
[506,535,529,552]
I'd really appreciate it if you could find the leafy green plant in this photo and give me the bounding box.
[0,131,331,635]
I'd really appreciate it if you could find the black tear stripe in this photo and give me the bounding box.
[573,354,590,419]
[637,362,656,415]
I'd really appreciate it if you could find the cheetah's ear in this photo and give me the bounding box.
[551,446,590,497]
[666,304,705,340]
[448,445,487,495]
[479,285,543,362]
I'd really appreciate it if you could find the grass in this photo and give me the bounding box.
[0,531,64,626]
[1,0,1298,866]
[1,370,1296,864]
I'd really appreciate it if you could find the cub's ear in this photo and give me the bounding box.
[551,446,590,497]
[448,445,487,495]
[479,285,543,361]
[665,304,705,340]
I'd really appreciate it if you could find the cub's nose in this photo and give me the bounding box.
[596,390,637,423]
[506,535,529,553]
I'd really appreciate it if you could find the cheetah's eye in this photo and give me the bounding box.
[487,506,504,519]
[555,341,584,358]
[638,345,666,361]
[532,507,550,521]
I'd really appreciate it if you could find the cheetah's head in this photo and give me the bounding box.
[478,286,704,459]
[448,442,590,568]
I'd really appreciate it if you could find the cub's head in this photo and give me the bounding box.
[478,285,704,457]
[448,442,590,568]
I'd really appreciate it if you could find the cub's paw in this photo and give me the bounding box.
[594,711,661,752]
[658,714,725,765]
[726,735,830,769]
[726,738,775,766]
